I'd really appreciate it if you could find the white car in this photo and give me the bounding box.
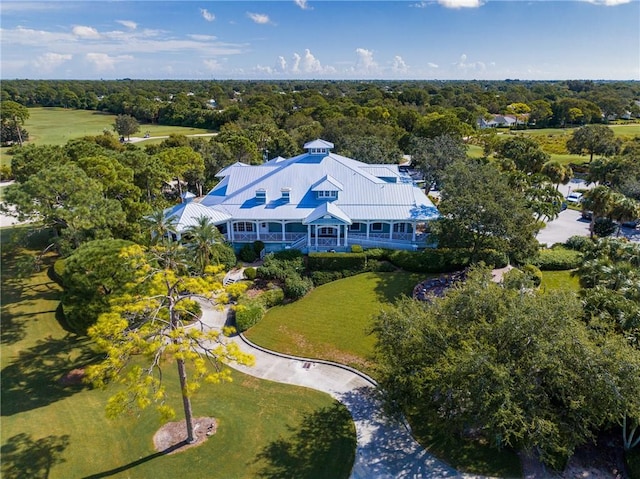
[566,192,583,204]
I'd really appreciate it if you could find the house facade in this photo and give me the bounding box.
[167,139,440,253]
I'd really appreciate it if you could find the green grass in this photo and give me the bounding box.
[1,107,213,168]
[540,270,581,292]
[246,272,422,374]
[0,227,355,479]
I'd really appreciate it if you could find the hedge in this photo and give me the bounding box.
[530,247,582,270]
[307,252,366,272]
[256,288,285,308]
[387,248,508,273]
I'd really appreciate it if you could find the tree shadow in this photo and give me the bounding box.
[252,402,356,479]
[1,433,70,479]
[81,442,185,478]
[1,334,97,416]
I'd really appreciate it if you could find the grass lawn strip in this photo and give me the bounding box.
[0,228,355,479]
[245,272,422,374]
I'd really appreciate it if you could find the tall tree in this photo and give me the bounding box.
[496,136,549,174]
[113,114,140,141]
[409,134,467,191]
[86,243,254,444]
[581,185,614,238]
[182,216,223,273]
[541,160,573,190]
[434,159,540,263]
[1,100,29,146]
[567,125,620,163]
[371,267,640,470]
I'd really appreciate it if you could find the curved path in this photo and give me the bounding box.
[198,298,486,479]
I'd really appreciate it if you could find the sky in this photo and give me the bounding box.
[1,0,639,80]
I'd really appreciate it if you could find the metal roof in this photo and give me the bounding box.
[163,202,231,231]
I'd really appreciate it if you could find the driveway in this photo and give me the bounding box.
[198,296,486,479]
[536,209,590,246]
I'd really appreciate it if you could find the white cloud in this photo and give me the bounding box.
[200,8,215,21]
[189,34,217,41]
[583,0,631,4]
[392,55,409,73]
[277,56,287,72]
[294,0,312,10]
[203,58,223,71]
[116,20,137,30]
[33,52,72,72]
[355,48,378,72]
[86,52,133,71]
[453,53,488,75]
[265,49,335,76]
[72,25,101,39]
[411,2,428,7]
[438,0,483,9]
[247,12,271,24]
[427,62,439,68]
[291,53,301,73]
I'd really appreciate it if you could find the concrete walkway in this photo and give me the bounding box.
[197,290,487,479]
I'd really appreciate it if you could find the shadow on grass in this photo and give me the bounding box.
[370,271,425,305]
[0,334,97,416]
[1,433,70,479]
[252,402,356,479]
[81,442,186,478]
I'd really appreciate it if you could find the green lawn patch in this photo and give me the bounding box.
[540,270,580,292]
[245,272,422,373]
[1,227,355,479]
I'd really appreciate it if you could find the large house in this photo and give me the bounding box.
[165,139,440,253]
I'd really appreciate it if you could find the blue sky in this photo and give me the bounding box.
[1,1,638,80]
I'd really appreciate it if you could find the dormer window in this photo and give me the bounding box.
[255,189,266,203]
[310,148,328,155]
[316,190,337,199]
[281,188,291,202]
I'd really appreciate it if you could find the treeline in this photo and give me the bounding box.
[2,79,640,134]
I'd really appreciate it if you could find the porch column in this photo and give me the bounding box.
[366,222,370,240]
[412,222,416,242]
[315,225,318,248]
[228,221,234,241]
[336,225,340,246]
[389,221,394,240]
[281,221,286,241]
[256,221,260,240]
[307,225,311,246]
[344,226,348,247]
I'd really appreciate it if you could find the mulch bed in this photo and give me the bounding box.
[153,417,217,455]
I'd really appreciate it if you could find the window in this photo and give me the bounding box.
[281,188,291,201]
[233,222,254,232]
[349,222,362,232]
[317,190,337,199]
[371,223,383,232]
[393,223,406,233]
[318,227,335,236]
[255,189,266,202]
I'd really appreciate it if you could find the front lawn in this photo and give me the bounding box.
[245,272,422,374]
[0,228,355,479]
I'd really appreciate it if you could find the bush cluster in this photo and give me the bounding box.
[257,251,310,299]
[564,235,593,252]
[234,300,265,332]
[387,248,508,273]
[243,267,257,280]
[284,275,314,300]
[211,243,238,270]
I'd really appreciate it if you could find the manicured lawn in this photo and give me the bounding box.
[245,272,422,373]
[0,228,355,479]
[540,270,581,292]
[1,107,213,169]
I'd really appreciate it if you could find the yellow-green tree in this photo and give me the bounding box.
[86,243,254,443]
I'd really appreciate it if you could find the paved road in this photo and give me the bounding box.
[198,288,487,479]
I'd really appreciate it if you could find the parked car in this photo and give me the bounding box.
[581,210,593,220]
[621,219,639,229]
[566,192,583,204]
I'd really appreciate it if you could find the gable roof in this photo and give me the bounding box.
[303,201,352,225]
[304,139,334,150]
[311,175,344,192]
[163,201,231,231]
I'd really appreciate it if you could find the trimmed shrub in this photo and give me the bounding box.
[238,244,258,263]
[257,253,305,281]
[531,247,582,270]
[372,260,397,272]
[211,243,237,270]
[52,258,66,284]
[257,288,285,308]
[253,240,265,255]
[521,264,543,287]
[244,267,257,280]
[475,249,509,268]
[364,248,391,260]
[350,244,364,253]
[273,249,304,261]
[565,235,592,252]
[307,252,366,272]
[234,300,265,332]
[284,275,314,300]
[310,270,344,286]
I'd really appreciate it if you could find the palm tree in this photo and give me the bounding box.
[609,194,640,237]
[144,210,177,245]
[582,185,614,238]
[182,216,222,273]
[541,161,573,190]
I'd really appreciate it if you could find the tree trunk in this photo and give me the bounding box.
[176,357,196,443]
